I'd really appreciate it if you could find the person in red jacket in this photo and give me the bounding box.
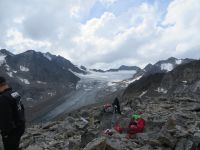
[127,114,145,138]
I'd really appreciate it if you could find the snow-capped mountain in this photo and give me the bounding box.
[0,49,86,122]
[124,59,200,99]
[150,57,193,72]
[127,57,195,84]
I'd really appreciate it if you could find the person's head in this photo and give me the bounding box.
[0,76,9,92]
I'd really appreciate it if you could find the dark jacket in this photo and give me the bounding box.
[0,88,25,135]
[112,98,121,114]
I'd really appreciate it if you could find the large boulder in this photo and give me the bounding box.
[83,137,118,150]
[175,138,194,150]
[25,145,43,150]
[157,117,178,148]
[80,130,97,148]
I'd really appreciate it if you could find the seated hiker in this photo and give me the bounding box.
[127,114,145,138]
[103,103,112,113]
[112,97,121,114]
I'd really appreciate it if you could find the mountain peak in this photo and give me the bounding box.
[167,57,177,61]
[0,49,14,56]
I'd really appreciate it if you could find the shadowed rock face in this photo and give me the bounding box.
[130,57,195,83]
[124,60,200,99]
[0,49,85,122]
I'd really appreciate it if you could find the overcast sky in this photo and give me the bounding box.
[0,0,200,69]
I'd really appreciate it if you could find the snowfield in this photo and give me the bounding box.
[0,54,6,66]
[161,63,173,71]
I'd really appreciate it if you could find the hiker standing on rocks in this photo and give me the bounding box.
[112,97,121,114]
[0,77,25,150]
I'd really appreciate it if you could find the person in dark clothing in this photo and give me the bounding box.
[112,97,121,114]
[0,77,25,150]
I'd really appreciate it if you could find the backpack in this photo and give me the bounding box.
[4,91,25,126]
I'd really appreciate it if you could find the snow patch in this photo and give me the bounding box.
[37,81,47,84]
[4,64,11,71]
[126,75,143,84]
[155,87,168,94]
[139,91,147,98]
[7,72,13,77]
[182,81,187,84]
[161,63,173,71]
[20,65,29,72]
[26,98,34,101]
[0,54,6,66]
[18,77,30,84]
[48,92,56,96]
[107,82,117,86]
[43,53,52,61]
[176,59,182,65]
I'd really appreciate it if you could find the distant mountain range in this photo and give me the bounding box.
[90,65,141,73]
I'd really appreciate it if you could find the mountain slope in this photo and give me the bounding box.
[127,57,195,84]
[0,49,85,122]
[124,59,200,98]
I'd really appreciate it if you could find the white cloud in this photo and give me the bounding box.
[0,0,200,69]
[100,0,118,5]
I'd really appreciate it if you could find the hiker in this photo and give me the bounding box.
[127,114,145,138]
[0,77,25,150]
[112,97,121,114]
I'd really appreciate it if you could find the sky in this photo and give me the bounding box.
[0,0,200,69]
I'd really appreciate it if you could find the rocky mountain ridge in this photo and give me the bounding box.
[130,57,194,82]
[124,59,200,99]
[0,49,86,122]
[91,65,141,73]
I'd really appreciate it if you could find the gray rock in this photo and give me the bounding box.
[83,137,118,150]
[68,135,81,150]
[25,145,43,150]
[175,138,194,150]
[134,145,154,150]
[81,130,97,148]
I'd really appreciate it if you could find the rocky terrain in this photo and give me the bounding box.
[1,59,200,150]
[1,50,200,149]
[2,92,198,150]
